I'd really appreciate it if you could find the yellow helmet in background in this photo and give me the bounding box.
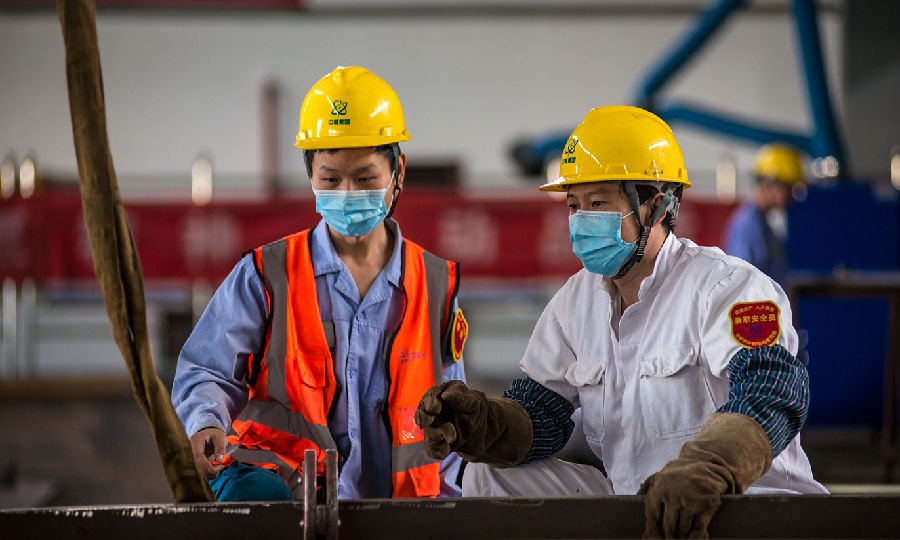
[753,143,805,185]
[540,105,690,192]
[295,66,412,150]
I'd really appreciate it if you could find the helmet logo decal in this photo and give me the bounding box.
[331,99,348,116]
[563,138,577,164]
[328,99,350,126]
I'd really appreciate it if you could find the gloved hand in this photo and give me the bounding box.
[415,380,533,468]
[189,427,227,479]
[639,412,772,539]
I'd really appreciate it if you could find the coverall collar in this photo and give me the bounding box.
[310,218,404,289]
[635,232,682,302]
[600,232,683,304]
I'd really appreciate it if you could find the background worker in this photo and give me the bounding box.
[724,143,807,287]
[416,106,826,538]
[172,66,468,501]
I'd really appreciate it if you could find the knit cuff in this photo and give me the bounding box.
[503,378,575,464]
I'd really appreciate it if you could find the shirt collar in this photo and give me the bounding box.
[309,218,404,288]
[636,232,681,301]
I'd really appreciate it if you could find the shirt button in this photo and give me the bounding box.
[349,369,356,378]
[349,429,357,438]
[357,312,365,321]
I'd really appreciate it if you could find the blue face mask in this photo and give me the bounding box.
[313,187,390,237]
[568,209,637,276]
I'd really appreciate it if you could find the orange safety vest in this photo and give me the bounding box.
[223,228,459,498]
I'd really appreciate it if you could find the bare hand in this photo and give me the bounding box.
[189,427,227,479]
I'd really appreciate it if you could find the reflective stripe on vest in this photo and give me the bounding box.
[385,240,453,497]
[225,230,338,484]
[226,228,458,498]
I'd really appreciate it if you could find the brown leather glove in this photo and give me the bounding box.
[415,380,533,468]
[639,412,772,539]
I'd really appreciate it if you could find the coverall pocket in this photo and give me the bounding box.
[564,357,607,444]
[292,353,327,389]
[565,357,606,387]
[638,344,716,440]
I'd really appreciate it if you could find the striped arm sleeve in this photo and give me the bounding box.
[503,378,575,464]
[717,343,809,456]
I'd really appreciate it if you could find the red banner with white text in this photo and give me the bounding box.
[0,186,737,285]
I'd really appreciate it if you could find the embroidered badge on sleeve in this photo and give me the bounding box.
[729,301,780,348]
[450,309,468,363]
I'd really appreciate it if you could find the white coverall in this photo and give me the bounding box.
[464,234,827,496]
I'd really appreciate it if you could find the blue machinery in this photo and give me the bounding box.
[512,0,847,174]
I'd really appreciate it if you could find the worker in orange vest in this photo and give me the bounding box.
[172,67,468,501]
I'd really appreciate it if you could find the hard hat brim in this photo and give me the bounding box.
[294,132,412,150]
[539,174,692,192]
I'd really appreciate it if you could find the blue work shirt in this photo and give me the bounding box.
[724,201,790,287]
[172,219,465,498]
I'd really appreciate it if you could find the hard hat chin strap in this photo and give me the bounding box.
[611,182,678,280]
[385,144,402,220]
[385,176,401,219]
[613,223,651,280]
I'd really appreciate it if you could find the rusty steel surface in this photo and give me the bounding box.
[301,449,339,540]
[1,495,897,540]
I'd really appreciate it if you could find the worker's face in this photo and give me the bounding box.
[310,147,405,205]
[566,182,645,243]
[765,181,794,209]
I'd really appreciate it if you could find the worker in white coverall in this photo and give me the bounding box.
[415,106,827,539]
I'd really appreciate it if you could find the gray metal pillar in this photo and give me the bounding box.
[1,277,17,379]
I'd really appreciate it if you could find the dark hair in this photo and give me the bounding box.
[631,182,684,232]
[303,143,400,179]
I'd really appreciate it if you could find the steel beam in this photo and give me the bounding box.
[1,495,897,540]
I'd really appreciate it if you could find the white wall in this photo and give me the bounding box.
[0,7,843,193]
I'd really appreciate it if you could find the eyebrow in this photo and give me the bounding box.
[566,190,612,199]
[317,163,378,174]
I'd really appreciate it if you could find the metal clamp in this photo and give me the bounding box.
[301,449,339,540]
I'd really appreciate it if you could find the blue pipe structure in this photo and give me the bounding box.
[511,0,847,177]
[657,102,811,150]
[791,0,845,164]
[633,0,748,109]
[632,0,846,169]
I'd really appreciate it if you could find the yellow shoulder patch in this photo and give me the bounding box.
[450,309,468,363]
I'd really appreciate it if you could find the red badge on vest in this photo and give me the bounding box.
[729,301,780,348]
[450,310,468,363]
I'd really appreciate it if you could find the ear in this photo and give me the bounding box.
[650,192,668,227]
[396,152,407,190]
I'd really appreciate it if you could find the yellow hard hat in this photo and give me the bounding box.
[753,143,805,185]
[540,105,690,191]
[295,66,412,150]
